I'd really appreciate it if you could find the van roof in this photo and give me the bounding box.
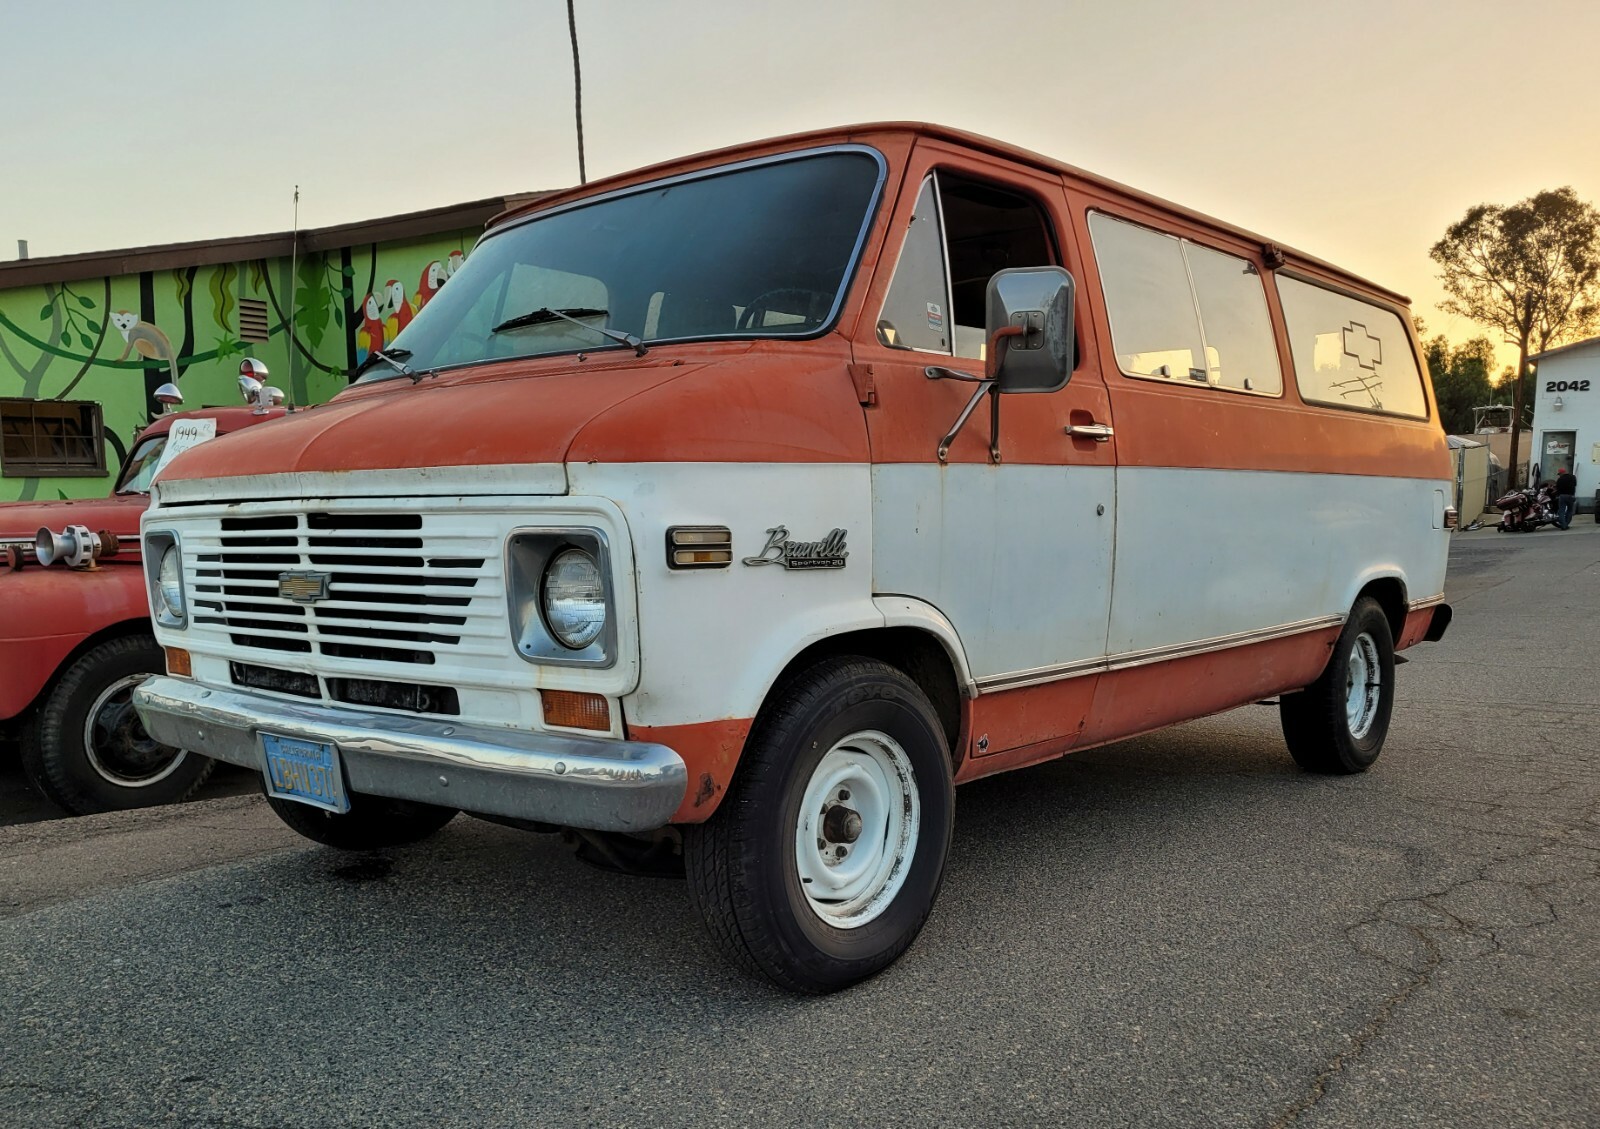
[489,122,1410,307]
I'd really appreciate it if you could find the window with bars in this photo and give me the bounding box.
[0,399,107,477]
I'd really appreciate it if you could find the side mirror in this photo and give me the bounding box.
[986,266,1075,394]
[153,383,184,413]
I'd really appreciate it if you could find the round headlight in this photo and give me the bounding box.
[157,544,184,618]
[542,548,605,649]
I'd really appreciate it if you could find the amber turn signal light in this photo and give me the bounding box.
[666,525,732,569]
[165,646,193,677]
[540,689,611,731]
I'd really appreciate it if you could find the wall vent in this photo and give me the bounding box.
[239,298,270,342]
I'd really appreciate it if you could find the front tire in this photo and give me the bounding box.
[684,657,955,994]
[1280,597,1396,774]
[21,635,214,815]
[264,790,457,850]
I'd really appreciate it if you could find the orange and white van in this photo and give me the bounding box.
[134,124,1453,992]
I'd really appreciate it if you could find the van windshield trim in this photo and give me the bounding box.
[481,143,886,336]
[353,145,889,386]
[352,145,890,386]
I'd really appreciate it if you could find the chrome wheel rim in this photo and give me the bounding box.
[82,674,186,787]
[794,730,920,929]
[1345,632,1382,740]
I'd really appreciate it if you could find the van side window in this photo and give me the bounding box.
[1089,213,1281,395]
[877,177,952,353]
[1185,243,1281,395]
[1088,214,1206,382]
[878,173,1060,359]
[1276,276,1427,419]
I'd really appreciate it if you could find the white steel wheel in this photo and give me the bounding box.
[794,731,921,929]
[1344,632,1382,740]
[683,656,956,994]
[1280,596,1396,775]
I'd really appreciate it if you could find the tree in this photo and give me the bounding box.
[1431,187,1600,484]
[1418,328,1496,435]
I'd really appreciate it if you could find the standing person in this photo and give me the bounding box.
[1553,466,1578,530]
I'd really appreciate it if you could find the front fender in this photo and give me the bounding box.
[0,563,151,720]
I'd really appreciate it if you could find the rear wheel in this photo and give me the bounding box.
[1280,597,1395,774]
[684,657,955,994]
[21,635,214,815]
[265,791,457,850]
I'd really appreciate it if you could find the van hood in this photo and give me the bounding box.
[0,494,146,542]
[158,360,703,486]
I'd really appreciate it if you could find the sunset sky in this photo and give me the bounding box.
[4,0,1598,370]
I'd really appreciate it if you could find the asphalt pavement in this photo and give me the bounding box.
[1,524,1596,1128]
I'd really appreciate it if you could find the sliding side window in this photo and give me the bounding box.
[1089,213,1281,395]
[1276,276,1426,418]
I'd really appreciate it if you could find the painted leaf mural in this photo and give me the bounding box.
[3,222,482,501]
[209,263,238,334]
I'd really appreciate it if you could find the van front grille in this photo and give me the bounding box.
[187,510,504,679]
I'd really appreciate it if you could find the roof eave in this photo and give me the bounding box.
[0,193,550,291]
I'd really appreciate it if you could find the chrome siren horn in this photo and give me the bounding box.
[34,524,120,569]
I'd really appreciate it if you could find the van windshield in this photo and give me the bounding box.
[367,150,883,381]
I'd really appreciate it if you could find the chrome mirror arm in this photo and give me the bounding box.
[934,379,1002,465]
[924,365,986,384]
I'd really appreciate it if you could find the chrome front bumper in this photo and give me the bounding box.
[133,677,687,832]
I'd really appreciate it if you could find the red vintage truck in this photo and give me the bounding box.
[2,383,285,814]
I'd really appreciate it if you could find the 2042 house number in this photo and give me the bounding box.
[1546,379,1592,392]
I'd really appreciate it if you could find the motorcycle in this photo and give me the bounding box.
[1495,482,1559,533]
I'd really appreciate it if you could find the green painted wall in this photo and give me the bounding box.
[0,228,478,501]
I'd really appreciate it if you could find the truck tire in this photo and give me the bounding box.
[21,635,214,815]
[683,657,955,994]
[265,791,457,850]
[1279,597,1396,774]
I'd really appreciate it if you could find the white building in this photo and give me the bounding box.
[1528,335,1600,513]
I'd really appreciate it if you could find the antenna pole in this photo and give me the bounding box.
[567,0,586,184]
[289,185,299,386]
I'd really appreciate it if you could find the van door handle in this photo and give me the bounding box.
[1066,423,1114,442]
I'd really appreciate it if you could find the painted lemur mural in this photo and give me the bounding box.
[110,311,180,381]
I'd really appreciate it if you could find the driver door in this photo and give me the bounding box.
[854,143,1117,761]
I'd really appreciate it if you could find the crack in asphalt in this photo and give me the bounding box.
[1266,782,1600,1128]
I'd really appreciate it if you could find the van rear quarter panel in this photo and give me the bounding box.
[1063,179,1452,655]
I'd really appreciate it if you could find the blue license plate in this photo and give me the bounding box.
[261,733,350,814]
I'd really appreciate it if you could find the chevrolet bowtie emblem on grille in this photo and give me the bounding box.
[278,570,330,603]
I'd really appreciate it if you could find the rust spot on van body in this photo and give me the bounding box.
[626,717,754,823]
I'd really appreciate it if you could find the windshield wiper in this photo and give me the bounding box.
[353,347,419,382]
[491,307,647,357]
